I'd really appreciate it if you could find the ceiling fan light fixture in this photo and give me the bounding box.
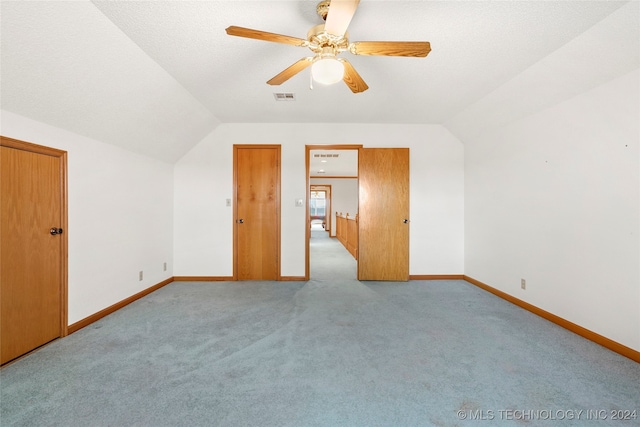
[311,56,344,85]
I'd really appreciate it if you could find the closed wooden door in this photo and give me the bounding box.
[358,148,410,281]
[1,139,67,365]
[234,145,280,280]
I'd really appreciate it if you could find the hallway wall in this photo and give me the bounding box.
[173,123,465,277]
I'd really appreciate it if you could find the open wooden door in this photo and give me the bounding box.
[1,137,67,365]
[234,145,281,280]
[358,148,409,281]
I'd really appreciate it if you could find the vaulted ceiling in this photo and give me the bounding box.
[1,1,638,163]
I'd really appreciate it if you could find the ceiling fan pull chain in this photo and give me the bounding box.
[309,70,314,90]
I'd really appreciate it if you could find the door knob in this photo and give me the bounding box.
[403,219,409,224]
[50,227,63,235]
[237,219,244,224]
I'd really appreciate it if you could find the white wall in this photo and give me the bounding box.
[464,69,640,351]
[1,110,174,324]
[174,123,465,277]
[173,130,234,276]
[310,178,358,237]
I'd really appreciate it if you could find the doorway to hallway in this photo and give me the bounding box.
[306,145,360,280]
[305,145,411,282]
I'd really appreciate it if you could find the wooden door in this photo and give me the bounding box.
[234,145,280,280]
[1,138,67,365]
[358,148,410,281]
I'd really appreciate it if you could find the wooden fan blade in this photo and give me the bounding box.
[267,58,314,85]
[324,0,360,37]
[226,26,308,47]
[350,41,431,57]
[341,59,368,93]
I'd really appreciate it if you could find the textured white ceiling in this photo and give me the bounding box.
[0,0,220,163]
[1,1,638,163]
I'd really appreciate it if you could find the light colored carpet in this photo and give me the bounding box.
[1,228,638,426]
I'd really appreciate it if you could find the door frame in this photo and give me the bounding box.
[1,136,68,337]
[233,144,282,280]
[305,144,362,280]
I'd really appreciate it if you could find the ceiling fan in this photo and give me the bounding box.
[225,0,431,93]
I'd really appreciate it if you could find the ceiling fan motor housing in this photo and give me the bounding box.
[307,24,349,55]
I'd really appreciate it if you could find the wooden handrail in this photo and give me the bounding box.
[335,211,357,259]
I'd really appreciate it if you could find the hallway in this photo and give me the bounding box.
[309,223,356,281]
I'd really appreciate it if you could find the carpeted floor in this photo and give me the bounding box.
[1,226,638,426]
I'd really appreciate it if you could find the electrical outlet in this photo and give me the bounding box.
[226,198,231,207]
[139,271,143,281]
[163,262,167,271]
[521,278,526,290]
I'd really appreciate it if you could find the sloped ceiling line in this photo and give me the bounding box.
[2,1,637,162]
[444,1,639,142]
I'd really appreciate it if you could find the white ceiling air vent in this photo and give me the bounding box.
[273,93,296,101]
